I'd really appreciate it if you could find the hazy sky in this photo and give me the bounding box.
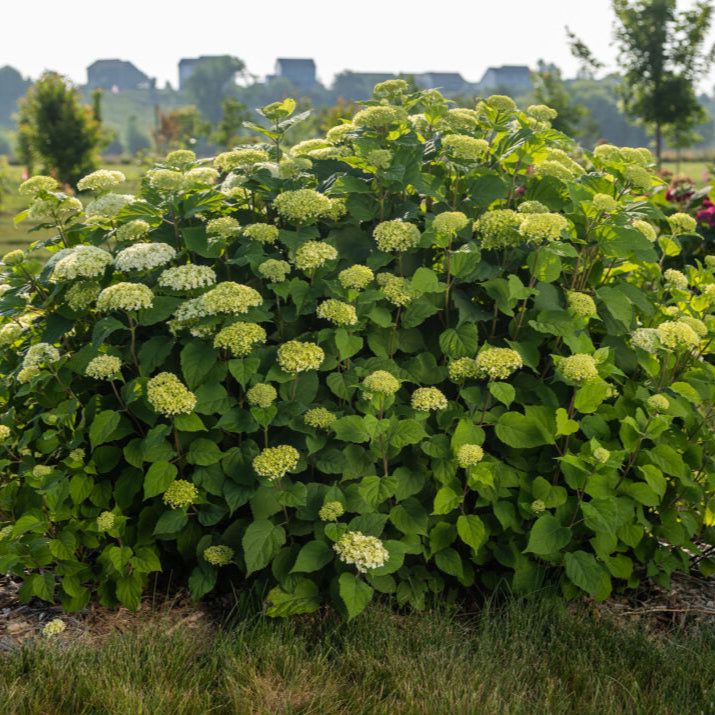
[3,0,715,91]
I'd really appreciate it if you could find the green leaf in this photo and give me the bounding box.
[456,514,486,550]
[525,514,571,555]
[228,357,261,388]
[401,297,440,329]
[153,510,188,536]
[450,419,485,451]
[187,438,223,466]
[143,461,178,499]
[434,548,464,579]
[555,408,579,436]
[181,342,218,390]
[242,519,286,576]
[290,541,334,573]
[411,267,440,292]
[389,498,428,535]
[69,473,94,505]
[565,551,612,600]
[496,408,555,448]
[574,378,611,414]
[333,415,372,443]
[358,475,397,508]
[265,578,321,617]
[338,572,374,620]
[388,419,427,448]
[335,329,363,360]
[488,381,515,407]
[90,410,121,451]
[188,563,217,600]
[138,296,183,326]
[115,574,143,610]
[173,413,206,432]
[433,487,462,515]
[439,323,479,359]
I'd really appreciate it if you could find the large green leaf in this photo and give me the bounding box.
[525,514,572,555]
[457,514,486,550]
[290,541,334,573]
[243,519,286,576]
[143,461,178,499]
[565,551,612,600]
[90,410,121,451]
[338,572,374,620]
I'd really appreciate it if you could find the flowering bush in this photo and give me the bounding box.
[1,90,715,619]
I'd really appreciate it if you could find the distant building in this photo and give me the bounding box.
[87,60,152,91]
[273,58,318,88]
[331,71,397,99]
[179,56,237,89]
[478,65,532,93]
[414,72,470,94]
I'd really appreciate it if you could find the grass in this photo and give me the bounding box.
[1,597,714,713]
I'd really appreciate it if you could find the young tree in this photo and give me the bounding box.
[184,56,245,124]
[16,72,107,186]
[211,97,250,149]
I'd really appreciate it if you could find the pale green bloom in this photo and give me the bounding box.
[258,259,291,283]
[163,479,199,508]
[433,211,468,236]
[680,315,707,337]
[334,531,388,573]
[705,255,715,268]
[214,149,269,171]
[147,372,197,416]
[623,165,651,192]
[66,281,100,311]
[32,465,52,478]
[593,144,621,161]
[457,444,484,467]
[253,444,300,480]
[97,282,153,312]
[23,343,60,369]
[96,511,116,531]
[165,149,196,167]
[534,161,573,181]
[593,194,618,212]
[316,299,358,326]
[0,425,10,441]
[3,250,24,266]
[185,167,219,184]
[51,245,113,281]
[475,210,522,250]
[277,341,324,374]
[304,407,337,429]
[593,447,611,464]
[567,292,597,318]
[18,175,59,196]
[293,241,337,270]
[244,223,279,245]
[631,328,659,353]
[545,148,585,177]
[203,545,234,566]
[77,169,125,192]
[411,386,448,411]
[441,134,488,161]
[487,95,516,112]
[475,347,523,380]
[373,79,409,97]
[206,217,240,239]
[0,323,22,347]
[0,525,12,540]
[647,394,670,412]
[246,383,277,408]
[367,149,392,169]
[86,355,122,380]
[42,619,66,637]
[339,264,373,290]
[319,501,344,521]
[380,275,420,306]
[531,500,546,514]
[200,282,262,315]
[159,264,216,291]
[632,220,657,242]
[373,220,421,252]
[274,189,332,224]
[663,269,688,290]
[527,105,558,121]
[116,220,151,242]
[85,193,133,218]
[620,147,650,167]
[28,196,82,221]
[213,321,266,357]
[448,357,479,382]
[115,242,176,272]
[668,212,697,234]
[17,366,40,383]
[518,201,549,214]
[291,139,328,155]
[519,213,568,243]
[352,105,407,129]
[363,370,400,396]
[656,320,700,349]
[149,169,187,192]
[560,353,598,382]
[326,123,356,144]
[436,108,480,133]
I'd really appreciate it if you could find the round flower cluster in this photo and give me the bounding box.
[253,444,300,480]
[163,480,199,509]
[647,394,670,412]
[593,447,611,464]
[441,134,488,162]
[631,328,659,353]
[352,105,407,129]
[339,264,373,291]
[0,425,11,441]
[293,241,338,270]
[319,501,345,522]
[702,284,715,303]
[65,281,100,312]
[567,292,597,318]
[304,407,337,429]
[246,383,277,408]
[475,210,522,250]
[623,165,651,192]
[147,372,197,416]
[97,282,153,312]
[28,196,82,221]
[531,500,546,514]
[457,444,484,467]
[86,355,122,380]
[663,269,688,290]
[201,282,262,315]
[380,275,420,306]
[96,511,116,531]
[0,525,12,540]
[411,386,448,411]
[17,367,40,383]
[656,320,700,349]
[77,169,125,192]
[149,169,187,193]
[213,321,267,357]
[487,94,517,112]
[277,341,324,374]
[373,220,421,253]
[545,148,585,177]
[316,299,358,326]
[274,189,332,224]
[518,201,549,214]
[159,264,216,291]
[291,139,327,155]
[23,343,60,369]
[433,211,468,236]
[203,545,234,566]
[214,148,269,171]
[373,78,409,97]
[3,250,23,266]
[367,149,392,169]
[363,370,400,396]
[448,357,479,382]
[116,219,151,242]
[326,123,355,144]
[592,193,618,212]
[42,619,66,638]
[519,213,568,243]
[632,220,657,242]
[681,316,707,337]
[244,223,279,245]
[51,245,113,281]
[527,104,558,121]
[18,175,58,196]
[436,108,480,133]
[559,353,598,382]
[115,242,176,272]
[534,161,574,181]
[474,347,523,380]
[258,259,291,283]
[165,149,196,167]
[206,217,240,240]
[85,193,133,219]
[0,323,22,347]
[33,465,52,478]
[185,167,219,185]
[333,531,389,573]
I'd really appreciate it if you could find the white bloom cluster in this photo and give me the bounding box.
[23,342,60,369]
[114,242,176,272]
[84,193,133,219]
[158,264,216,291]
[333,531,389,573]
[51,246,113,282]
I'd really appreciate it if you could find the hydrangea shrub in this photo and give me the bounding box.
[1,86,714,618]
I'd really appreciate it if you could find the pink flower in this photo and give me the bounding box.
[697,204,715,226]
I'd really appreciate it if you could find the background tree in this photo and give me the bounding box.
[184,56,245,124]
[211,97,250,149]
[0,65,31,126]
[152,106,210,154]
[16,72,107,186]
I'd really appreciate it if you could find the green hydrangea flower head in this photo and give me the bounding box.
[411,387,448,411]
[663,269,688,290]
[253,444,300,480]
[23,343,60,369]
[680,315,707,337]
[51,245,113,281]
[116,219,151,242]
[96,282,154,312]
[293,241,338,271]
[441,134,488,161]
[632,219,657,242]
[474,347,523,380]
[519,213,568,243]
[487,95,516,112]
[213,321,267,357]
[290,139,327,156]
[656,320,700,349]
[165,149,196,167]
[647,394,670,412]
[367,149,392,169]
[3,250,24,266]
[18,175,59,196]
[457,444,484,467]
[353,105,407,129]
[274,189,332,224]
[518,200,549,214]
[433,211,468,236]
[631,328,659,352]
[32,465,52,478]
[163,479,199,509]
[158,265,217,291]
[77,169,125,192]
[530,500,546,514]
[475,209,522,250]
[186,167,219,185]
[339,264,374,291]
[304,408,337,429]
[593,144,621,161]
[246,383,277,408]
[373,79,409,98]
[326,123,356,144]
[86,355,122,380]
[214,148,269,171]
[206,217,240,239]
[277,340,324,373]
[373,220,421,252]
[0,323,22,347]
[244,223,279,245]
[258,259,291,283]
[623,165,651,192]
[200,282,262,315]
[316,299,358,326]
[319,501,344,522]
[96,511,116,531]
[0,425,10,441]
[114,242,176,272]
[534,161,574,181]
[363,370,400,396]
[42,619,66,638]
[593,194,618,212]
[147,372,197,416]
[559,353,598,382]
[149,169,187,193]
[567,292,597,318]
[380,274,421,306]
[448,357,479,382]
[593,447,611,464]
[527,105,558,121]
[620,147,649,167]
[667,212,697,234]
[203,545,234,566]
[436,108,480,133]
[333,531,388,572]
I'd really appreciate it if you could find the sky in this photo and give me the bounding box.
[3,0,715,91]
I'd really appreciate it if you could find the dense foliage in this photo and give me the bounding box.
[1,84,714,618]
